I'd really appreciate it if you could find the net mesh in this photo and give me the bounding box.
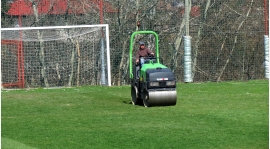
[1,27,101,41]
[1,26,109,88]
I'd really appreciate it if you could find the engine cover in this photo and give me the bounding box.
[145,68,175,82]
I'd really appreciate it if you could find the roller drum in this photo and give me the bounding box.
[144,90,177,107]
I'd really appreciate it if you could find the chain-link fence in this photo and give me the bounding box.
[107,0,266,85]
[1,0,268,87]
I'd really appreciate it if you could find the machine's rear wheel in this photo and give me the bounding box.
[131,86,139,105]
[143,99,149,107]
[143,90,150,107]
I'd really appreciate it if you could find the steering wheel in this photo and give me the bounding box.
[145,54,155,60]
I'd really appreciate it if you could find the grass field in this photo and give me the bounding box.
[1,80,269,149]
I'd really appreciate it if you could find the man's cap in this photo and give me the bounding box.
[139,41,145,45]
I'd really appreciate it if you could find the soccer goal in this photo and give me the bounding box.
[1,24,111,88]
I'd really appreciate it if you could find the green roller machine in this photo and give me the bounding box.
[130,31,177,107]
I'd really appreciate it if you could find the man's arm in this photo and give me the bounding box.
[135,50,140,63]
[147,48,154,56]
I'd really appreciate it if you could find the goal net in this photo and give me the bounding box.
[1,24,111,88]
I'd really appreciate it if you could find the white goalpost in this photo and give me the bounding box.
[1,24,111,88]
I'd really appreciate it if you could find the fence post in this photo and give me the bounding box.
[264,35,269,79]
[184,0,193,83]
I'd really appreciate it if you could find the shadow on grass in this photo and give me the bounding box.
[122,100,132,104]
[123,99,147,107]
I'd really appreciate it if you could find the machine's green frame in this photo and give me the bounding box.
[129,31,160,79]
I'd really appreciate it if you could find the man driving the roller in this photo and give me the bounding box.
[135,41,154,67]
